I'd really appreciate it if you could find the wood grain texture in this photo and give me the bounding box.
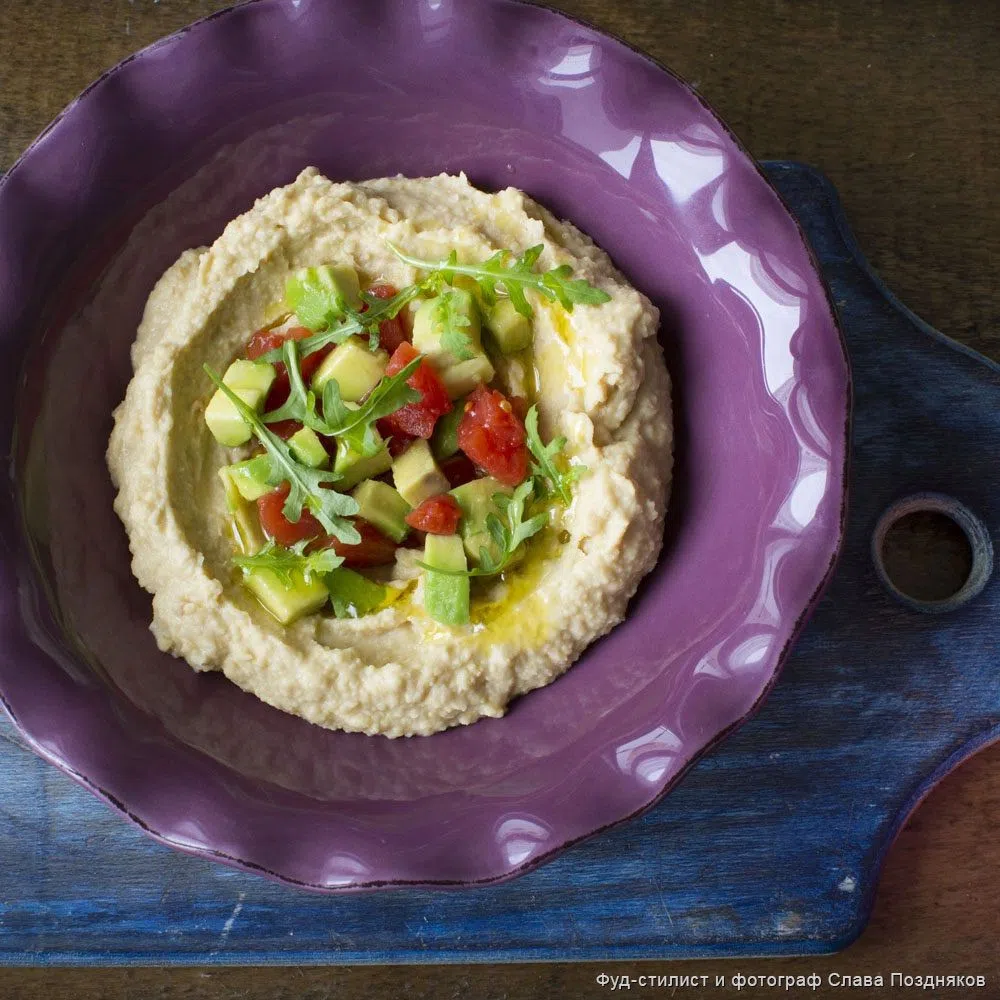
[1,0,999,996]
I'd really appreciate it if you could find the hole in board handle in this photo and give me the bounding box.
[872,493,993,613]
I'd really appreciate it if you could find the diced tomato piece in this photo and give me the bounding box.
[405,494,462,535]
[378,342,452,439]
[257,483,324,546]
[457,385,529,487]
[246,326,331,411]
[321,519,399,568]
[384,430,417,458]
[440,453,478,489]
[246,325,307,360]
[265,419,303,440]
[365,283,410,354]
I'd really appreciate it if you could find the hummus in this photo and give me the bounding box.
[107,168,672,737]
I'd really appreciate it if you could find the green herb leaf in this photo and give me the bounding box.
[524,404,586,505]
[204,366,361,544]
[262,340,420,455]
[233,540,344,586]
[319,356,423,444]
[263,284,426,363]
[388,242,611,319]
[417,479,546,578]
[435,289,476,361]
[285,267,353,332]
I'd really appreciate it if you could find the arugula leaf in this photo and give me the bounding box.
[417,480,547,578]
[233,540,344,586]
[319,356,423,455]
[524,404,587,505]
[262,340,324,429]
[388,242,611,319]
[261,340,421,455]
[204,366,361,544]
[262,284,425,363]
[435,288,476,361]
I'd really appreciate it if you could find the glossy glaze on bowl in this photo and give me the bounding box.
[0,0,849,889]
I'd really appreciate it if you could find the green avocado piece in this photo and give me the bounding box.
[351,479,411,543]
[311,337,388,400]
[422,533,470,626]
[334,433,392,491]
[326,568,387,619]
[243,567,330,625]
[412,288,483,368]
[288,426,329,468]
[204,359,277,447]
[392,439,450,507]
[221,455,273,503]
[439,354,495,400]
[430,400,466,460]
[218,465,267,554]
[450,476,513,565]
[484,298,533,354]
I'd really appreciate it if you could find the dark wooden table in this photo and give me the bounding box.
[2,1,998,996]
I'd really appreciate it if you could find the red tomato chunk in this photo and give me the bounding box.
[365,283,411,355]
[257,483,323,546]
[457,385,528,487]
[246,325,330,411]
[323,519,398,568]
[377,342,452,440]
[440,453,478,489]
[405,494,462,535]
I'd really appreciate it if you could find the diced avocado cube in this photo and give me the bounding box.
[334,434,392,491]
[430,400,466,460]
[450,477,513,565]
[311,337,388,400]
[422,534,470,626]
[224,359,278,394]
[351,480,411,543]
[218,466,267,554]
[326,568,387,619]
[285,263,362,330]
[205,388,264,447]
[204,359,277,447]
[485,298,533,354]
[412,288,483,369]
[243,567,329,625]
[439,354,496,400]
[288,426,329,468]
[392,439,450,507]
[221,455,273,502]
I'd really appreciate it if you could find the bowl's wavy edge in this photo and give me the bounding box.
[0,0,852,892]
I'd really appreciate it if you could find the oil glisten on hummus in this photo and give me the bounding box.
[107,169,672,737]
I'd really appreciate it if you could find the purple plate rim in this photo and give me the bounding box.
[0,0,852,891]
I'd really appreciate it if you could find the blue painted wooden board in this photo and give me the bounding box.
[1,161,998,964]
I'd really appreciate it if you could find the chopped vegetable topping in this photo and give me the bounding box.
[405,494,462,535]
[318,519,400,568]
[257,484,324,546]
[233,539,344,585]
[364,283,410,354]
[206,239,608,628]
[205,368,361,543]
[377,342,453,440]
[525,405,587,505]
[456,385,528,487]
[417,479,546,578]
[388,242,611,318]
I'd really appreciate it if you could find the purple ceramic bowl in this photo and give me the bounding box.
[0,0,849,890]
